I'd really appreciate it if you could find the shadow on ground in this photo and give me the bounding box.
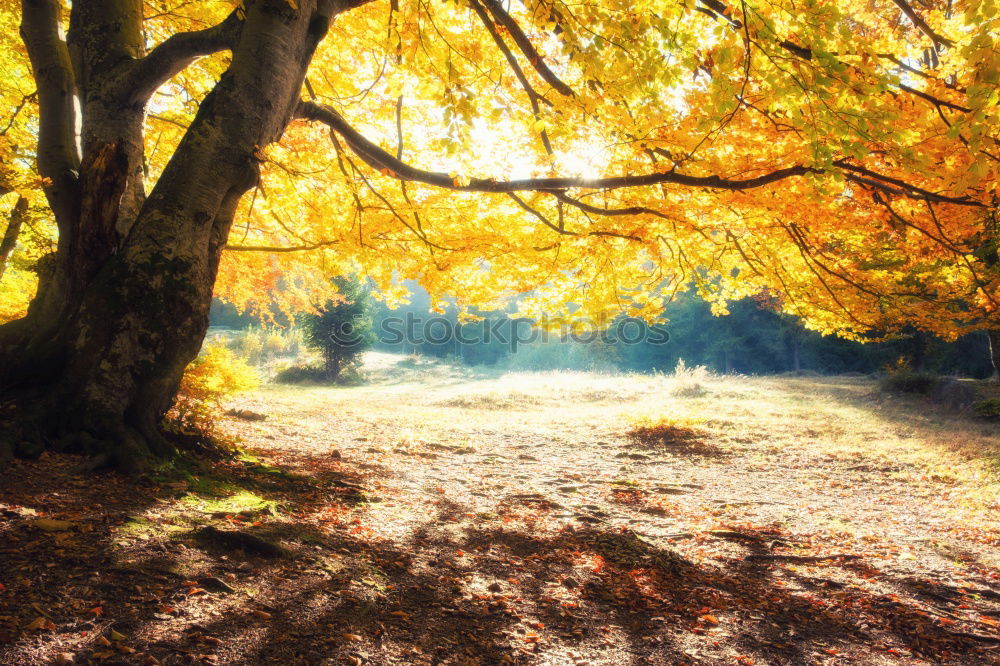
[2,441,999,666]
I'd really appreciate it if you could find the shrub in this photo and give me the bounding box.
[166,344,260,438]
[879,371,939,395]
[973,398,1000,420]
[236,328,265,366]
[274,362,365,386]
[273,363,328,384]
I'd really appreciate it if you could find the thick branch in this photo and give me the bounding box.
[478,0,574,97]
[118,11,242,105]
[890,0,954,50]
[297,101,821,193]
[0,196,28,283]
[20,0,80,181]
[297,101,986,214]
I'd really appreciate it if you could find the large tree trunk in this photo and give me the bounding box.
[1,0,345,469]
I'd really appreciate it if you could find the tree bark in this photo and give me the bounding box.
[1,0,350,469]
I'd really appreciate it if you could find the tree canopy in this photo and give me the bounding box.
[2,0,998,336]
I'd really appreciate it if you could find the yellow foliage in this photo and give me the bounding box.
[0,267,35,323]
[1,0,999,342]
[167,344,260,437]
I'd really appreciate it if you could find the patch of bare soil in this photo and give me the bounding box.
[1,364,999,665]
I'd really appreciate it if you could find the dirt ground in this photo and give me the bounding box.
[2,354,999,665]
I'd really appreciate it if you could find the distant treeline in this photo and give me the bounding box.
[210,284,994,379]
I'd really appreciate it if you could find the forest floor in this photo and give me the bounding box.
[2,354,1000,665]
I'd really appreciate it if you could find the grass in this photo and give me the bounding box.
[221,356,1000,534]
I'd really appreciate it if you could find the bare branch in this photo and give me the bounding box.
[119,10,242,104]
[0,91,37,136]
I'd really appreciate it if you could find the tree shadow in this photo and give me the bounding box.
[3,447,1000,665]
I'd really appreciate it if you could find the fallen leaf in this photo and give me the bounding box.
[25,617,55,631]
[33,518,74,532]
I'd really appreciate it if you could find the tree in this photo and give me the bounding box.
[304,276,374,381]
[0,0,997,467]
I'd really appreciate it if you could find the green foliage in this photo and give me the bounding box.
[302,276,374,381]
[878,369,940,396]
[274,362,365,386]
[973,398,1000,420]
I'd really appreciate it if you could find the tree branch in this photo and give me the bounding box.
[468,0,554,154]
[296,100,823,193]
[118,10,242,105]
[297,100,985,215]
[0,196,29,283]
[890,0,954,50]
[696,1,969,113]
[225,238,340,252]
[833,160,984,206]
[477,0,574,97]
[20,0,80,226]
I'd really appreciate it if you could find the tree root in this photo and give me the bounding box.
[1,393,198,473]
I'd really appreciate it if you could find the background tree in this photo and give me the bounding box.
[304,276,374,381]
[0,0,997,467]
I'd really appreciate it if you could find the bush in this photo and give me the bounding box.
[274,362,365,386]
[166,344,260,438]
[973,398,1000,420]
[879,371,939,395]
[226,327,302,367]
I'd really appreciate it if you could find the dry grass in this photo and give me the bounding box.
[231,355,1000,535]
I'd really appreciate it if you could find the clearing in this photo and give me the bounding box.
[2,354,999,665]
